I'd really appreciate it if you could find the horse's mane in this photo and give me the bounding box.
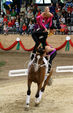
[37,47,45,55]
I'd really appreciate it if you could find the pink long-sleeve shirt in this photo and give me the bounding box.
[36,14,53,30]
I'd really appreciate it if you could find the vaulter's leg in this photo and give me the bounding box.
[45,46,57,85]
[48,48,57,74]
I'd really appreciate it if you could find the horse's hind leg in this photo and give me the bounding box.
[26,79,32,108]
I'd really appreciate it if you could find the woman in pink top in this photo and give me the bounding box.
[31,7,57,76]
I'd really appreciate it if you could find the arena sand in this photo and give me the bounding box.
[0,50,73,113]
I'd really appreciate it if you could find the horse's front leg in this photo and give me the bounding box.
[26,79,32,108]
[35,83,42,105]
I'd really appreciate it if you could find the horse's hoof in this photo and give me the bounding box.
[24,104,29,111]
[35,102,40,107]
[48,77,53,86]
[35,98,40,106]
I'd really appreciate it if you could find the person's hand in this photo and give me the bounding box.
[44,28,48,32]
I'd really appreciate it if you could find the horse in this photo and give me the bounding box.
[25,48,53,108]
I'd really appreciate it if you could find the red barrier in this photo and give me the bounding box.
[56,41,67,50]
[0,39,73,51]
[69,40,73,47]
[0,41,18,50]
[19,41,34,51]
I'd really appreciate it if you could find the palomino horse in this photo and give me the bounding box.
[26,48,53,108]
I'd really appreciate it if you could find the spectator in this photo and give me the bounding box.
[59,15,65,23]
[50,3,55,15]
[61,9,67,18]
[60,21,69,34]
[27,21,34,34]
[20,4,26,13]
[1,10,5,18]
[0,15,3,33]
[11,18,16,28]
[71,6,73,13]
[71,10,73,23]
[10,9,17,17]
[16,15,20,24]
[3,22,8,35]
[27,9,33,22]
[24,15,29,26]
[33,21,39,31]
[36,8,41,17]
[66,11,71,24]
[8,19,13,30]
[22,23,27,35]
[15,19,19,32]
[19,18,24,34]
[55,3,61,15]
[67,5,72,12]
[15,5,18,14]
[3,15,8,23]
[32,5,37,17]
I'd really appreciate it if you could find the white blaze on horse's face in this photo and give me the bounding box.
[34,55,40,72]
[37,55,40,60]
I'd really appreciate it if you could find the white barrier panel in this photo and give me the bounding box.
[8,69,28,77]
[56,66,73,72]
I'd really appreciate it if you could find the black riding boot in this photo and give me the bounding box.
[47,50,57,73]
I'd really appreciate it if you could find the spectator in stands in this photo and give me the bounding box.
[27,9,33,22]
[14,5,18,14]
[0,15,3,24]
[71,6,73,13]
[24,15,29,26]
[33,21,39,31]
[1,10,5,18]
[60,21,69,34]
[61,9,67,18]
[15,19,19,32]
[3,15,8,23]
[20,4,26,16]
[71,10,73,23]
[8,19,13,30]
[59,15,65,24]
[66,11,71,24]
[27,21,34,34]
[55,3,61,15]
[0,15,3,33]
[22,23,27,35]
[10,8,17,17]
[11,18,16,28]
[19,18,24,35]
[50,3,55,15]
[16,15,20,24]
[32,5,37,17]
[3,22,8,35]
[36,8,41,17]
[67,5,72,12]
[65,0,73,9]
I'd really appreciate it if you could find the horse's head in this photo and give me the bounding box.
[32,47,46,72]
[34,47,46,64]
